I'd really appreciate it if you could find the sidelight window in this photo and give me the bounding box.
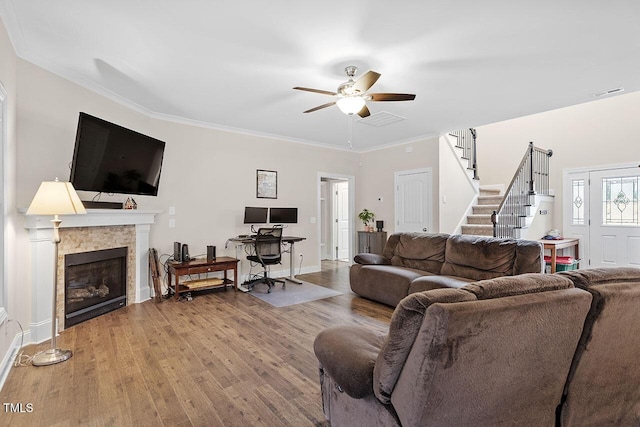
[571,179,585,225]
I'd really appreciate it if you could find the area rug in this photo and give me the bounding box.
[247,280,342,307]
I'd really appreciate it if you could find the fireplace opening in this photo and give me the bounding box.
[65,247,128,328]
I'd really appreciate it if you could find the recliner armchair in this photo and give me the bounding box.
[314,273,593,426]
[245,226,285,293]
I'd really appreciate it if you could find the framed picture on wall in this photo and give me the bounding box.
[257,169,277,199]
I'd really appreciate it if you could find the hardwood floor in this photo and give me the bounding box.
[0,261,393,426]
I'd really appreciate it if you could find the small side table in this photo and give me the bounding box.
[167,256,239,300]
[539,238,580,273]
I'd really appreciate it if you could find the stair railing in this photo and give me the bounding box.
[491,142,553,238]
[449,128,479,180]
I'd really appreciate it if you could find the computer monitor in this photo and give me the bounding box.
[244,207,268,224]
[269,207,298,224]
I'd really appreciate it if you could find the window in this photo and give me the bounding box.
[602,176,639,225]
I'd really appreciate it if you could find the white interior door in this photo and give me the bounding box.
[589,168,640,268]
[335,181,350,260]
[395,168,432,233]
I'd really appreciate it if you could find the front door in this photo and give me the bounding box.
[395,168,432,233]
[564,166,640,268]
[589,167,640,267]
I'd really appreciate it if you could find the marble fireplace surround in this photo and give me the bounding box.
[24,210,160,343]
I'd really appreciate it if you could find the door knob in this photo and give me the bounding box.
[423,228,428,232]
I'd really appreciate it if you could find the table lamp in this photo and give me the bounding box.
[26,178,86,366]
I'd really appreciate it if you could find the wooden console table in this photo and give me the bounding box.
[539,238,580,273]
[167,256,239,300]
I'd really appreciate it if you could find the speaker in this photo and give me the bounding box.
[207,245,216,261]
[181,244,190,262]
[376,220,384,232]
[173,242,182,263]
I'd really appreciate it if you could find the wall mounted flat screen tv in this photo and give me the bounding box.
[244,207,268,224]
[269,207,298,224]
[69,112,166,196]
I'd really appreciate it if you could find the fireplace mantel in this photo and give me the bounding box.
[23,209,161,229]
[23,209,161,343]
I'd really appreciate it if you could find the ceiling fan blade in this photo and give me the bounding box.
[293,86,337,96]
[369,93,416,101]
[352,71,381,93]
[303,101,337,113]
[357,105,371,118]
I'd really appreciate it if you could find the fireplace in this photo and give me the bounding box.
[64,247,128,328]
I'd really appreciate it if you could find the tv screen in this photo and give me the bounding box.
[244,207,268,224]
[69,113,166,196]
[269,207,298,224]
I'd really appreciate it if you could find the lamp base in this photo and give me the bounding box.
[32,348,72,366]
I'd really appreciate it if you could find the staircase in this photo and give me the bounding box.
[447,130,554,238]
[461,187,502,236]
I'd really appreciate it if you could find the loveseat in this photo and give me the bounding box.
[350,232,544,306]
[314,267,640,426]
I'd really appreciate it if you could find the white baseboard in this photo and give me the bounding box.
[0,330,29,392]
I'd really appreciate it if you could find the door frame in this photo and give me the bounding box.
[333,180,349,261]
[0,82,6,319]
[563,162,640,267]
[317,172,355,267]
[394,167,433,233]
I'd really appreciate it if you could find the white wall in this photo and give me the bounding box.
[476,91,640,231]
[438,135,478,234]
[356,138,440,233]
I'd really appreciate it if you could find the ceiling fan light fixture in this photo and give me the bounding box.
[336,96,366,115]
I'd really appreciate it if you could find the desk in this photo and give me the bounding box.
[167,256,239,300]
[227,235,306,287]
[539,238,580,273]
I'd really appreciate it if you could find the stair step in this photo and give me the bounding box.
[461,224,494,236]
[477,195,502,205]
[472,205,498,215]
[479,186,501,196]
[467,214,493,225]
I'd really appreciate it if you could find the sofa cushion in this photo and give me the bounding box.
[558,267,640,288]
[513,239,545,274]
[556,267,640,426]
[353,253,391,265]
[373,288,476,404]
[441,234,519,280]
[384,232,448,274]
[407,275,473,294]
[314,326,385,399]
[352,265,427,307]
[391,288,592,427]
[463,273,574,300]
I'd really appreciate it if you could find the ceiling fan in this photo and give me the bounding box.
[293,66,416,118]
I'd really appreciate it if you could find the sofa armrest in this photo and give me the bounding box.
[313,326,385,399]
[354,253,391,265]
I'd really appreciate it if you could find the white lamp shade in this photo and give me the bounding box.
[337,97,366,115]
[26,180,87,215]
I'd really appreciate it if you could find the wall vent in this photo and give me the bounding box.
[592,87,624,98]
[357,111,406,127]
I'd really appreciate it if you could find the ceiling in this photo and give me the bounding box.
[1,0,639,151]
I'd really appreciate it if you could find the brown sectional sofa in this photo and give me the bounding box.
[314,267,640,426]
[350,232,544,306]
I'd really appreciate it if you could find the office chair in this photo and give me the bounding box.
[246,226,285,293]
